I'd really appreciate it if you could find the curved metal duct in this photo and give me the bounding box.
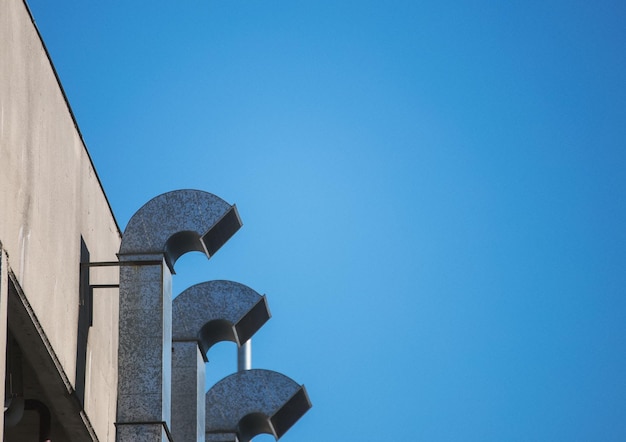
[116,190,241,441]
[173,280,271,357]
[171,280,270,442]
[119,189,242,271]
[205,370,311,442]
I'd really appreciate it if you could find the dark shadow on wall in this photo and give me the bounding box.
[75,237,92,408]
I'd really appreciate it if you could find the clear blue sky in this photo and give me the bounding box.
[27,1,626,440]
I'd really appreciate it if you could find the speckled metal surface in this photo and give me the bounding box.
[205,433,239,442]
[170,341,205,442]
[205,369,311,441]
[117,258,172,426]
[117,190,240,442]
[172,280,271,354]
[115,422,171,442]
[118,189,241,270]
[171,280,270,442]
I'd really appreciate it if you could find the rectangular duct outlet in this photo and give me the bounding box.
[201,205,243,257]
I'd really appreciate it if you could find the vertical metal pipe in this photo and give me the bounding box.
[237,339,251,372]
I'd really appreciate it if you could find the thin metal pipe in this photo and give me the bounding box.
[237,339,251,371]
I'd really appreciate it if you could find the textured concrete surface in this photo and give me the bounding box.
[0,1,121,439]
[205,369,311,441]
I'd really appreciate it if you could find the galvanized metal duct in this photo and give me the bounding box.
[173,280,270,357]
[118,189,242,272]
[171,280,270,442]
[205,369,311,442]
[116,190,241,442]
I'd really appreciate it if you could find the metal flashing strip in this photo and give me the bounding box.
[114,421,174,442]
[80,260,164,267]
[89,284,120,289]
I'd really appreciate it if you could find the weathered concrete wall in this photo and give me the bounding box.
[0,1,121,440]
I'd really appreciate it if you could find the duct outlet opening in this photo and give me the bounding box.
[233,296,271,345]
[237,412,273,442]
[270,387,312,439]
[164,231,205,271]
[201,206,242,258]
[199,320,237,356]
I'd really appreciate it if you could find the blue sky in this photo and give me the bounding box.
[27,1,626,440]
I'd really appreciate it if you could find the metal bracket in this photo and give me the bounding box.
[80,260,163,289]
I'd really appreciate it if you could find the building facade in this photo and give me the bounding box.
[1,0,121,439]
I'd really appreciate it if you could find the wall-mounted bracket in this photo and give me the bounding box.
[80,260,164,290]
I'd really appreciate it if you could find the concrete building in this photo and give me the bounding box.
[1,0,121,439]
[1,1,310,441]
